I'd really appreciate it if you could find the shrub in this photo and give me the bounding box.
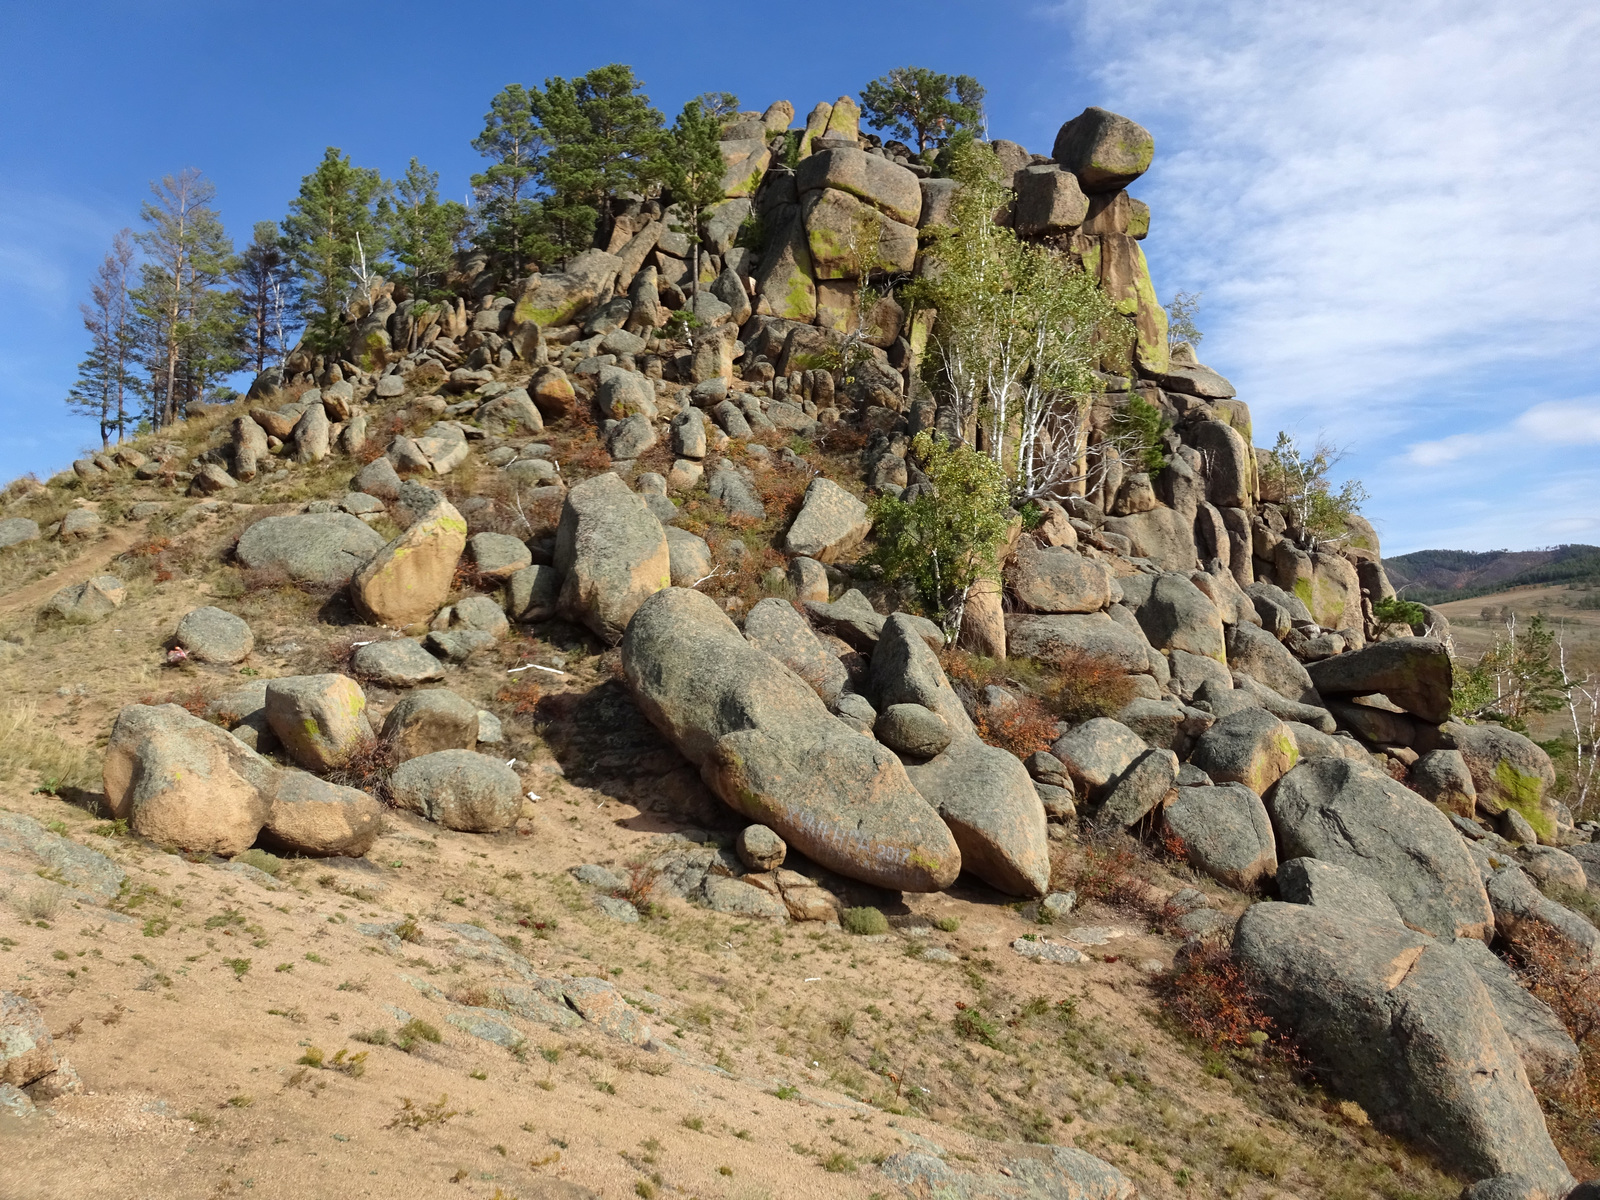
[1156,942,1281,1053]
[1113,394,1169,474]
[841,907,889,936]
[1257,432,1368,548]
[232,849,283,877]
[973,694,1057,758]
[1064,841,1149,910]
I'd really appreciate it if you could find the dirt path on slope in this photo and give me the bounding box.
[0,526,146,617]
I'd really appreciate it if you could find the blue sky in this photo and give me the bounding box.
[2,0,1596,556]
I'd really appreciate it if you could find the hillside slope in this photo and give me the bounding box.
[1384,544,1600,603]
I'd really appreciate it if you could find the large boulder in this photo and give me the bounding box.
[801,188,917,278]
[555,473,671,645]
[1450,723,1558,826]
[1306,638,1452,724]
[1049,718,1147,804]
[1007,543,1113,614]
[381,689,480,762]
[1005,612,1153,676]
[1093,747,1179,830]
[1267,756,1493,940]
[1121,572,1225,660]
[236,511,387,588]
[262,772,383,858]
[512,248,623,328]
[1234,903,1574,1195]
[173,606,253,664]
[351,494,468,628]
[103,704,278,856]
[783,477,869,563]
[1484,862,1600,966]
[1163,783,1277,890]
[1051,107,1155,193]
[742,597,848,707]
[476,389,543,437]
[1190,708,1300,796]
[1225,622,1318,704]
[1012,165,1090,236]
[1409,748,1478,815]
[871,615,1050,898]
[264,675,371,773]
[621,588,960,892]
[390,750,521,833]
[794,147,922,225]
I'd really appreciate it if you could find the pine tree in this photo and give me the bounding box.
[67,230,138,447]
[659,93,736,295]
[281,148,389,352]
[128,170,238,426]
[388,159,468,297]
[233,222,295,375]
[532,65,665,262]
[469,87,549,271]
[860,67,986,155]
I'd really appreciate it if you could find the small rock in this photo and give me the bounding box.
[736,825,787,872]
[174,606,254,664]
[1012,938,1087,964]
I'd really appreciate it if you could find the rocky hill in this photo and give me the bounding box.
[1385,545,1600,604]
[2,97,1597,1200]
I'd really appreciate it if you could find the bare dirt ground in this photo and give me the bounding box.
[0,434,1470,1200]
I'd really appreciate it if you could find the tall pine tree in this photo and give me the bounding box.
[232,222,296,376]
[281,148,388,352]
[389,158,467,297]
[129,170,238,426]
[469,87,549,271]
[67,230,138,446]
[659,93,736,295]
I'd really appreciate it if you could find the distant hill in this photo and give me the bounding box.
[1383,544,1600,604]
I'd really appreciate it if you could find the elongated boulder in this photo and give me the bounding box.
[794,147,922,225]
[743,597,848,707]
[1233,903,1574,1195]
[1005,612,1153,676]
[801,188,918,279]
[1306,637,1452,724]
[103,704,279,855]
[1007,543,1113,614]
[238,512,386,587]
[870,615,1050,897]
[351,495,467,628]
[512,249,622,328]
[622,588,960,892]
[1267,756,1493,940]
[784,477,870,563]
[1225,621,1318,704]
[262,772,383,857]
[555,473,671,645]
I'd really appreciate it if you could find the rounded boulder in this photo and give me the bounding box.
[389,750,521,833]
[174,606,254,664]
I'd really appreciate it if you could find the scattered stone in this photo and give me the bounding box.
[236,513,385,587]
[783,477,870,562]
[350,638,445,687]
[0,518,40,549]
[262,771,383,857]
[351,494,468,628]
[381,689,480,762]
[736,825,787,872]
[45,575,125,623]
[389,750,521,833]
[173,606,253,664]
[1012,938,1087,964]
[468,532,532,580]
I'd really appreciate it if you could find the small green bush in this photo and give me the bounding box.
[233,849,283,877]
[841,907,889,936]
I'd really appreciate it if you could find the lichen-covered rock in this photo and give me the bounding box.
[512,248,622,328]
[743,596,848,707]
[621,588,960,892]
[1013,165,1090,236]
[263,771,383,857]
[351,495,468,629]
[1120,572,1225,660]
[1269,756,1494,941]
[736,825,786,872]
[103,704,278,855]
[1450,722,1558,828]
[475,388,543,436]
[1234,902,1574,1194]
[794,146,922,225]
[1225,621,1319,704]
[468,532,532,580]
[351,638,445,687]
[0,992,56,1088]
[1410,748,1478,815]
[264,674,370,773]
[555,473,671,645]
[1007,543,1113,614]
[1052,106,1155,193]
[389,750,521,833]
[1189,708,1300,796]
[801,188,918,279]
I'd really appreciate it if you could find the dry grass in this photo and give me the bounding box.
[0,701,102,792]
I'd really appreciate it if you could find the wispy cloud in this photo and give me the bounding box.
[1039,0,1600,551]
[1405,399,1600,466]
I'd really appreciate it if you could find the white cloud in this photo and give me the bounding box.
[1405,399,1600,466]
[1039,0,1600,549]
